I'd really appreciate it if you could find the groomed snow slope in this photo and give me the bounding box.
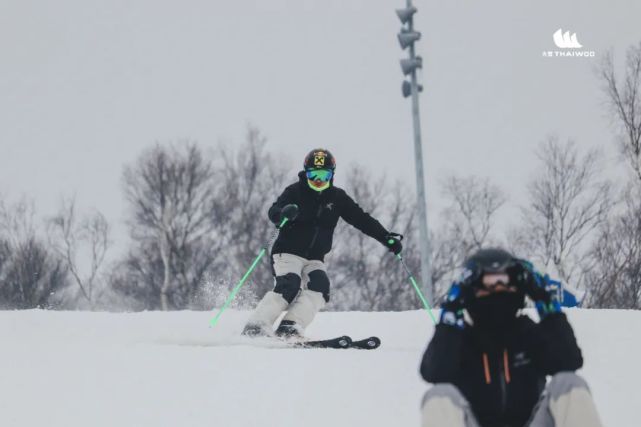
[0,309,637,426]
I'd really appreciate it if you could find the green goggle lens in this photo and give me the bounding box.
[306,169,333,182]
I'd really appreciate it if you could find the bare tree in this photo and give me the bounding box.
[323,169,508,311]
[120,142,226,310]
[592,41,641,309]
[215,126,290,299]
[515,137,612,284]
[0,199,67,309]
[583,185,641,308]
[441,174,506,259]
[48,197,111,308]
[442,175,506,251]
[409,175,507,304]
[328,166,420,311]
[600,42,641,182]
[114,128,290,311]
[428,228,470,303]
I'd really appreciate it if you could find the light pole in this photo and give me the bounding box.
[396,0,433,303]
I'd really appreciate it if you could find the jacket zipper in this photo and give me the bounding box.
[499,349,510,418]
[483,351,508,417]
[306,198,324,257]
[499,369,507,417]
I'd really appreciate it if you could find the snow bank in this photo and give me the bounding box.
[0,309,636,426]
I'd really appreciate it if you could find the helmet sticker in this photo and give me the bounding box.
[314,151,327,167]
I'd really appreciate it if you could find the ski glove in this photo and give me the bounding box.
[440,283,466,329]
[510,260,561,319]
[440,267,478,329]
[279,204,299,223]
[384,233,403,255]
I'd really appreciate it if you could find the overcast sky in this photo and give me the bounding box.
[2,0,640,252]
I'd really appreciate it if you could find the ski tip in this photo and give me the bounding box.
[337,336,352,348]
[364,336,381,349]
[350,336,381,350]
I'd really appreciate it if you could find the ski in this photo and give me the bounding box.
[291,335,381,350]
[241,334,381,350]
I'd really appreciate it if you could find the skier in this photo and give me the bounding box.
[420,248,602,427]
[242,148,402,338]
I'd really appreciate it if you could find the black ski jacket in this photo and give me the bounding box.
[268,171,389,261]
[420,313,583,427]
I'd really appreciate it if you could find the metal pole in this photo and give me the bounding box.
[406,0,433,303]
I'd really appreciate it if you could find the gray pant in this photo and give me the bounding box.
[246,254,327,332]
[421,373,602,427]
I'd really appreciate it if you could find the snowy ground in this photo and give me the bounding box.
[0,309,637,426]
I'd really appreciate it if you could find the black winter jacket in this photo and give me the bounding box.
[268,172,390,261]
[420,313,583,427]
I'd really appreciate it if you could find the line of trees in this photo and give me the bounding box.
[1,42,640,311]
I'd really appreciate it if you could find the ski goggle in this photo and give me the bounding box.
[475,273,516,297]
[482,273,510,287]
[306,169,333,182]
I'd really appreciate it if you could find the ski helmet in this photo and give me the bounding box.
[461,248,520,292]
[464,248,515,275]
[304,148,336,171]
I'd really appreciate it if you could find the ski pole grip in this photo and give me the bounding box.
[387,232,403,245]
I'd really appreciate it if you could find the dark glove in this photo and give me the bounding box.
[384,233,403,255]
[279,204,299,222]
[510,260,561,319]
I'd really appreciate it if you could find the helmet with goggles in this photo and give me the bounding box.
[303,149,336,192]
[462,248,520,296]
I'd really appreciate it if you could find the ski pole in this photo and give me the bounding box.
[392,245,437,325]
[209,218,288,328]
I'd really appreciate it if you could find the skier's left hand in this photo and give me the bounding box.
[509,260,561,318]
[384,233,403,255]
[509,260,548,302]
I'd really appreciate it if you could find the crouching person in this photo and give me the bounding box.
[420,248,603,427]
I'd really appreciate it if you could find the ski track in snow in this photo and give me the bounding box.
[0,309,636,426]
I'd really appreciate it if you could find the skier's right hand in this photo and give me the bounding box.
[439,265,480,328]
[384,233,403,255]
[279,204,299,222]
[439,283,466,329]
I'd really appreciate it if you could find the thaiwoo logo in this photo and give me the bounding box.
[542,28,595,58]
[553,29,582,48]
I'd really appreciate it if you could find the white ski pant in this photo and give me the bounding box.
[420,373,602,427]
[246,253,327,332]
